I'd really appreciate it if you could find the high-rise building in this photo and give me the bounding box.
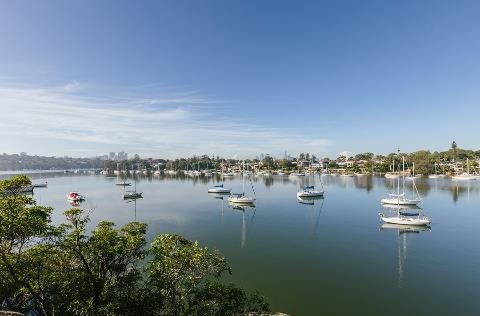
[117,151,128,161]
[109,152,116,160]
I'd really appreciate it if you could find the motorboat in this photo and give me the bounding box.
[67,192,85,202]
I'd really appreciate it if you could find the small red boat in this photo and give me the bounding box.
[67,192,85,202]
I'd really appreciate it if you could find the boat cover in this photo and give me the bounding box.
[399,211,420,216]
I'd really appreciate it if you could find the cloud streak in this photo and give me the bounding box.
[0,82,330,158]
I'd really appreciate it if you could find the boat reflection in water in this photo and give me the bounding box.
[380,222,431,287]
[125,194,142,221]
[228,202,256,248]
[297,196,325,236]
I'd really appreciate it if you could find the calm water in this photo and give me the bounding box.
[3,172,480,315]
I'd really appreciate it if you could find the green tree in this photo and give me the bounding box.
[0,175,270,316]
[0,175,57,315]
[148,233,268,315]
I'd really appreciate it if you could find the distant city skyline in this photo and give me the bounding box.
[1,1,479,158]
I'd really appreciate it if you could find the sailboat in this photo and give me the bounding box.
[33,181,48,188]
[428,163,440,179]
[33,171,48,187]
[297,175,325,197]
[381,156,422,206]
[379,205,430,226]
[115,172,131,186]
[385,160,399,178]
[406,162,419,180]
[297,185,324,197]
[208,166,231,194]
[228,161,256,205]
[452,158,478,181]
[123,178,142,199]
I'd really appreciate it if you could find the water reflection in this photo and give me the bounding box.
[125,197,141,221]
[297,196,324,236]
[380,223,431,288]
[228,203,256,248]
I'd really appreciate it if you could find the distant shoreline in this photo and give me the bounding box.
[0,169,97,176]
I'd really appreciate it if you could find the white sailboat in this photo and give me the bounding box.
[428,163,440,179]
[406,162,419,180]
[297,185,324,197]
[290,172,306,176]
[385,160,399,178]
[208,166,231,194]
[452,158,478,181]
[228,161,256,205]
[379,205,430,226]
[381,157,421,206]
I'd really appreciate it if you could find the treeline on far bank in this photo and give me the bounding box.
[0,176,270,316]
[2,144,479,176]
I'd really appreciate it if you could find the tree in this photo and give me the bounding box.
[451,141,458,161]
[148,233,268,315]
[0,175,270,315]
[0,175,56,315]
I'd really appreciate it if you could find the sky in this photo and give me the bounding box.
[0,0,479,159]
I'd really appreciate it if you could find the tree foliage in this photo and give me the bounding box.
[0,175,270,316]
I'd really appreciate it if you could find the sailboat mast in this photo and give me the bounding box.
[402,156,405,193]
[395,160,399,196]
[242,161,245,195]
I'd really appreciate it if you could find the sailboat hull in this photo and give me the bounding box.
[228,196,256,204]
[297,191,324,197]
[379,213,430,226]
[381,198,421,206]
[208,188,231,193]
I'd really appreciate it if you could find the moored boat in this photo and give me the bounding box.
[297,185,324,197]
[67,192,85,202]
[379,212,430,226]
[208,184,231,194]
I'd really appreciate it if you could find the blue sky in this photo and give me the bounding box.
[1,0,479,158]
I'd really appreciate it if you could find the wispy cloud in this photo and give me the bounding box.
[0,82,330,158]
